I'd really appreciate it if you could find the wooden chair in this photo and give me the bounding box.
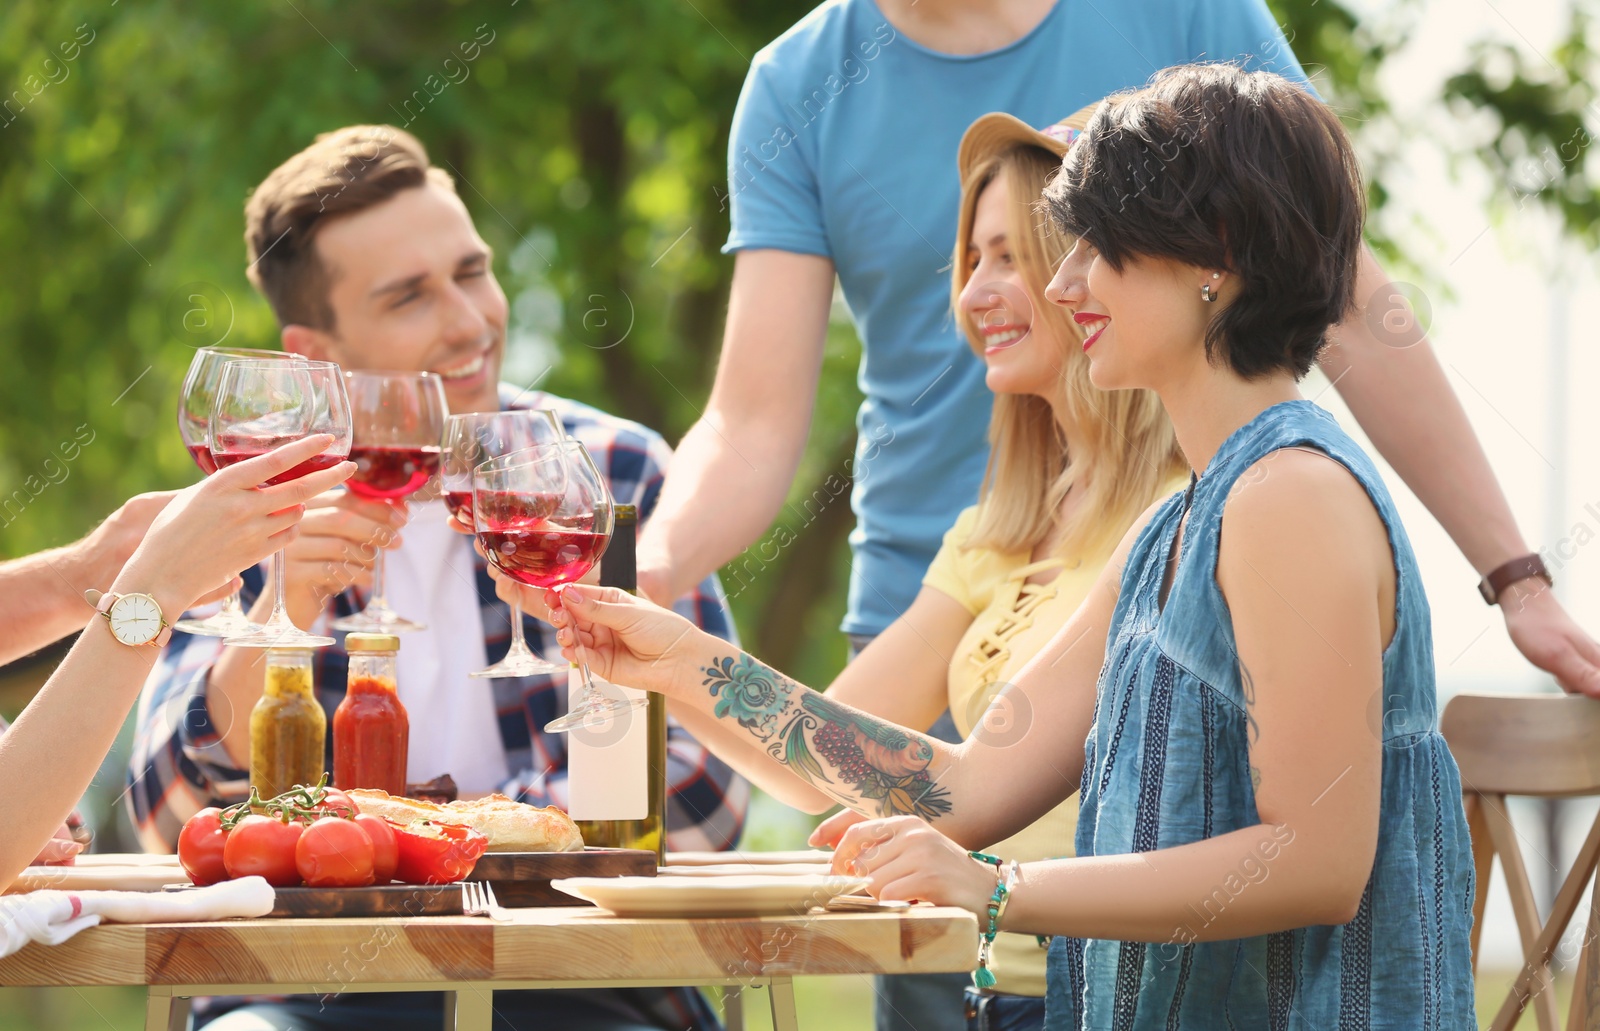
[1441,692,1600,1030]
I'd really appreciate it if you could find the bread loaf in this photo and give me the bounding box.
[350,789,584,852]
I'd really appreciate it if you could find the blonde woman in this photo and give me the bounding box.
[502,106,1188,1031]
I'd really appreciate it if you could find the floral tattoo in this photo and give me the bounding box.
[702,653,952,822]
[702,654,792,737]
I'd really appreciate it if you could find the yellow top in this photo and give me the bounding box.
[920,477,1188,996]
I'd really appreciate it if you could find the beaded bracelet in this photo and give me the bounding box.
[967,852,1020,988]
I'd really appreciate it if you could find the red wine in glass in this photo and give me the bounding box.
[444,490,474,523]
[187,442,219,476]
[347,444,442,500]
[474,489,561,527]
[481,527,608,589]
[211,437,350,485]
[441,408,566,679]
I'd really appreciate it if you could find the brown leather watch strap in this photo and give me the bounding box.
[1478,553,1553,605]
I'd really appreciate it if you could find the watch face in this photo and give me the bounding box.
[109,594,163,645]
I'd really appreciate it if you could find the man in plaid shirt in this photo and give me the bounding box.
[128,125,745,1031]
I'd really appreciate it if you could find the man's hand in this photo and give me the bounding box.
[635,565,674,608]
[68,490,180,588]
[1500,582,1600,697]
[247,491,407,628]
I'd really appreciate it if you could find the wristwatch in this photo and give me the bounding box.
[84,588,172,647]
[1477,554,1553,606]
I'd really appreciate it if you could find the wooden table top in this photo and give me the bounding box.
[0,905,978,989]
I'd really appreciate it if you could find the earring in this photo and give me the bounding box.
[1201,272,1220,303]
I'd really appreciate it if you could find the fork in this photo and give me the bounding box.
[461,881,513,922]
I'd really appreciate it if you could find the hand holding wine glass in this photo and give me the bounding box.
[173,346,305,637]
[119,434,356,619]
[441,409,564,678]
[472,440,639,730]
[331,370,448,633]
[209,359,352,648]
[539,583,703,697]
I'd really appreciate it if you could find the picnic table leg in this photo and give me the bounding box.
[144,987,190,1031]
[768,978,799,1031]
[722,985,746,1031]
[442,986,493,1031]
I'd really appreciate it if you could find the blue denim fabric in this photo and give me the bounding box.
[1045,400,1476,1029]
[965,988,1047,1031]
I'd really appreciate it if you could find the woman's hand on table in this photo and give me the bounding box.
[831,815,996,920]
[542,583,701,694]
[31,825,83,866]
[116,435,356,616]
[808,807,867,849]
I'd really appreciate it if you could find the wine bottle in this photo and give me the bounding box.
[569,505,667,861]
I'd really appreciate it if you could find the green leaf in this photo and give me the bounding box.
[783,721,829,786]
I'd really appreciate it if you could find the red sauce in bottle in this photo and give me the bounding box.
[333,635,409,796]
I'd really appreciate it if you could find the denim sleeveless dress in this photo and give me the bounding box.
[1044,400,1476,1030]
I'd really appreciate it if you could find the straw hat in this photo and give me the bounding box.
[957,101,1101,183]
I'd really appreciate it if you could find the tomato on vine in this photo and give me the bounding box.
[176,807,229,886]
[223,814,304,887]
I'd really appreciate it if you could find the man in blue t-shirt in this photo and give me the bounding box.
[638,3,1600,1024]
[640,0,1598,675]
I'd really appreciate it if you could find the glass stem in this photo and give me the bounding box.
[267,549,292,628]
[505,601,532,658]
[367,549,388,613]
[219,589,245,618]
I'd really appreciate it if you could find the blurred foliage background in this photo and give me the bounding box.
[2,0,1599,1026]
[0,0,1597,819]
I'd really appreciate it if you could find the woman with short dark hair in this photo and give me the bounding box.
[531,63,1476,1027]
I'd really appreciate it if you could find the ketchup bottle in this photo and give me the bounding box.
[333,633,409,796]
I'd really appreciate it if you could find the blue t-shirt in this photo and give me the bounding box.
[723,0,1309,635]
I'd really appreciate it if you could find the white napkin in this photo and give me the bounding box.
[0,876,275,958]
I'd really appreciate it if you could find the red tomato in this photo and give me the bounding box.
[317,788,357,820]
[354,813,397,884]
[177,808,229,886]
[223,814,305,887]
[296,817,376,888]
[392,821,488,885]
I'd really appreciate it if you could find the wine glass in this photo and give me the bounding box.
[441,409,565,677]
[173,347,305,637]
[210,359,353,649]
[474,441,641,731]
[331,370,449,633]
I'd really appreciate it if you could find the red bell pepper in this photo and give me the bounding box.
[390,819,488,885]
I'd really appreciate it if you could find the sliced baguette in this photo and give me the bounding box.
[349,789,583,853]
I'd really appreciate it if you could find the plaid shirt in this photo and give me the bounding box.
[128,387,749,858]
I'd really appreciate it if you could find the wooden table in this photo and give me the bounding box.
[0,903,977,1030]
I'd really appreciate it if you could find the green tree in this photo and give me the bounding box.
[0,0,1594,699]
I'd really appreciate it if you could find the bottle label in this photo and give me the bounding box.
[565,668,649,821]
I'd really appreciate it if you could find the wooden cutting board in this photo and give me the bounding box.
[162,846,657,916]
[161,881,462,918]
[475,846,655,907]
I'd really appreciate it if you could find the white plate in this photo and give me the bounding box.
[552,874,870,917]
[665,850,833,866]
[653,863,834,878]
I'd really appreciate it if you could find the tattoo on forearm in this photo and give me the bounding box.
[701,654,953,821]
